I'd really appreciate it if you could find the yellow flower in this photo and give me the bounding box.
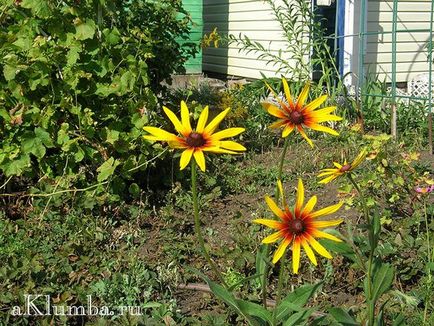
[318,149,367,184]
[262,78,342,147]
[254,179,343,274]
[143,101,246,172]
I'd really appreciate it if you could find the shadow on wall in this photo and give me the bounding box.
[202,0,229,78]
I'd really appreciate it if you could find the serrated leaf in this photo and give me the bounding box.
[35,127,54,148]
[75,19,96,40]
[4,155,31,176]
[22,137,45,159]
[3,65,16,81]
[21,0,51,18]
[97,157,120,182]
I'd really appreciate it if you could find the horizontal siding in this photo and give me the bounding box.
[365,0,434,83]
[203,0,307,79]
[182,0,203,74]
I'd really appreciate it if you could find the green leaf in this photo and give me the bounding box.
[236,300,272,324]
[66,46,81,66]
[35,127,54,148]
[328,307,358,325]
[4,155,31,176]
[255,244,268,289]
[276,283,322,321]
[21,0,51,18]
[75,19,96,40]
[372,263,394,302]
[283,308,315,326]
[57,123,70,145]
[22,137,46,159]
[97,157,120,182]
[103,27,121,45]
[188,267,259,326]
[3,65,16,81]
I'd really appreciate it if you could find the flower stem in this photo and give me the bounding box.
[423,199,432,324]
[261,137,290,307]
[272,254,287,325]
[347,173,375,326]
[191,160,227,287]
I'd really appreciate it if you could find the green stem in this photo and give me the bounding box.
[272,254,287,325]
[423,199,432,324]
[261,138,290,308]
[191,160,227,287]
[347,173,375,326]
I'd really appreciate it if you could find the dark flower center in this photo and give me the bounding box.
[186,132,206,148]
[288,110,304,124]
[340,164,352,172]
[288,218,305,235]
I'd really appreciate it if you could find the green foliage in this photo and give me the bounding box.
[0,0,196,204]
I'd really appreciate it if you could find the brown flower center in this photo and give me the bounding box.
[340,164,352,172]
[288,218,305,235]
[288,110,304,125]
[186,132,206,148]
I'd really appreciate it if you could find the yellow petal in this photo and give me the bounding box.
[301,195,317,216]
[314,115,343,123]
[309,202,344,219]
[311,219,344,228]
[304,94,327,112]
[163,106,187,136]
[295,179,304,215]
[180,148,194,170]
[193,150,206,172]
[264,103,285,118]
[219,141,246,151]
[143,127,179,142]
[312,230,342,242]
[282,78,293,104]
[292,238,301,273]
[262,230,284,244]
[351,149,367,169]
[253,219,284,230]
[272,238,292,264]
[180,101,192,133]
[301,238,317,266]
[265,195,285,219]
[196,106,209,133]
[211,127,245,140]
[333,162,342,169]
[317,170,338,177]
[269,120,286,129]
[310,106,337,115]
[282,124,295,138]
[202,146,238,155]
[264,81,286,109]
[308,123,339,136]
[204,108,231,134]
[307,236,332,259]
[277,180,287,207]
[297,126,314,147]
[318,174,340,184]
[296,83,310,109]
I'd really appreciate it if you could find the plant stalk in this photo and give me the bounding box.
[261,137,290,308]
[191,160,227,287]
[272,254,287,325]
[347,173,375,326]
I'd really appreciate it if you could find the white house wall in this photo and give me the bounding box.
[364,0,433,83]
[203,0,434,84]
[203,0,308,79]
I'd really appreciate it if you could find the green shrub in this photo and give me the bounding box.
[0,0,197,205]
